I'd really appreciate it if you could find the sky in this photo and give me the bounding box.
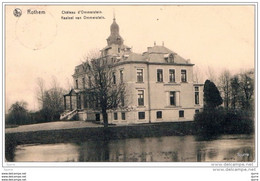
[5,5,255,111]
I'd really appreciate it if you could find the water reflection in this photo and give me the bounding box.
[8,134,254,162]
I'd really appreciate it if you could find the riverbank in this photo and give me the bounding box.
[5,121,195,145]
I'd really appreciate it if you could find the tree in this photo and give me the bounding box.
[84,57,126,128]
[35,76,66,121]
[239,71,254,111]
[203,80,223,109]
[42,77,66,121]
[218,70,232,109]
[230,75,240,110]
[193,65,204,83]
[36,77,46,110]
[6,101,28,125]
[205,66,217,83]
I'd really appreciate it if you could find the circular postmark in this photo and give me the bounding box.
[15,8,57,50]
[13,8,22,17]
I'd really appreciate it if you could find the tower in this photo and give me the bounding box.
[106,17,124,46]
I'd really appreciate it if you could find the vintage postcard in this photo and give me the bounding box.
[2,3,257,179]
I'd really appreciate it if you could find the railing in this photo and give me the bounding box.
[60,109,78,120]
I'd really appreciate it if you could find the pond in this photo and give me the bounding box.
[8,134,254,162]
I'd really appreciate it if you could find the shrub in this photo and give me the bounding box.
[194,108,254,136]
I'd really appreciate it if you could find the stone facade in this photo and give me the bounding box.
[63,18,203,124]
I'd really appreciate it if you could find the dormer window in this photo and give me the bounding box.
[164,53,174,63]
[169,53,174,63]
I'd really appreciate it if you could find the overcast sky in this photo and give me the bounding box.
[5,5,255,110]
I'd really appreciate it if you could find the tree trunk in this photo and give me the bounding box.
[102,109,108,128]
[101,108,110,141]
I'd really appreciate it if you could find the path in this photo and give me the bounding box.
[5,121,103,134]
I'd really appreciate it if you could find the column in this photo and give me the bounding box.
[70,95,72,110]
[64,96,66,110]
[76,93,78,109]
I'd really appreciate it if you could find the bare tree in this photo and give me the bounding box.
[205,66,217,83]
[65,77,73,92]
[36,77,46,109]
[193,65,204,83]
[230,75,240,110]
[218,69,232,109]
[239,70,254,110]
[35,76,66,121]
[84,57,126,128]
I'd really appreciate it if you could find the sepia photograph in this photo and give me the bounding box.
[4,4,255,165]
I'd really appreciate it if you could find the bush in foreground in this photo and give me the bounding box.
[194,108,254,136]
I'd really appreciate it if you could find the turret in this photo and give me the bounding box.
[106,18,124,46]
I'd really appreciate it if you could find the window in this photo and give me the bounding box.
[121,93,125,107]
[113,72,116,84]
[157,111,162,119]
[88,76,92,88]
[89,94,95,108]
[170,91,176,106]
[95,114,100,121]
[195,86,199,105]
[77,95,81,109]
[114,112,118,120]
[82,77,85,89]
[83,94,88,108]
[157,69,163,82]
[169,54,174,62]
[137,69,143,82]
[95,99,99,108]
[118,48,120,53]
[76,79,78,89]
[138,90,144,106]
[121,112,126,120]
[181,70,187,82]
[138,112,145,119]
[179,110,184,118]
[169,69,175,82]
[195,109,199,114]
[112,57,116,63]
[120,70,123,83]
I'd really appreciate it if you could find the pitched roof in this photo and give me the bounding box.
[146,45,190,64]
[147,45,175,54]
[125,52,147,61]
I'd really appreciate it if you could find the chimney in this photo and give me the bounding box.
[154,41,156,46]
[162,41,164,46]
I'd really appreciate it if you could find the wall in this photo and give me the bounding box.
[72,59,203,124]
[109,63,203,124]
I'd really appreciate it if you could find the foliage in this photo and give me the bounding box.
[196,70,254,136]
[203,80,223,109]
[41,87,65,121]
[6,101,29,125]
[217,70,254,111]
[194,108,254,136]
[194,108,225,136]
